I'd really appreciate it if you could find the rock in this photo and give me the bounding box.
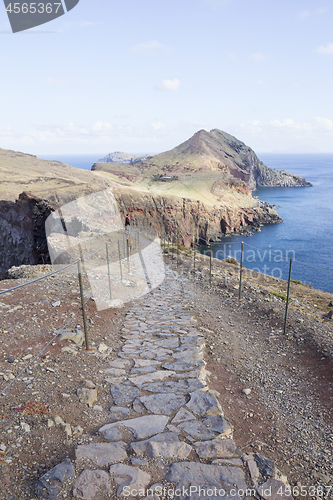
[35,458,74,499]
[162,359,205,372]
[257,478,292,500]
[52,301,61,307]
[47,419,54,428]
[99,415,169,440]
[109,359,131,369]
[166,462,248,498]
[129,370,176,386]
[77,388,98,406]
[177,415,233,440]
[242,388,251,395]
[104,368,128,377]
[72,469,112,499]
[248,459,260,483]
[147,440,192,459]
[111,384,140,405]
[254,454,276,479]
[59,329,84,346]
[131,432,180,456]
[84,380,96,389]
[75,441,128,466]
[63,423,72,438]
[109,464,151,497]
[73,425,84,436]
[186,390,223,416]
[93,405,103,412]
[110,406,131,420]
[20,422,31,433]
[142,379,206,394]
[97,342,108,353]
[139,393,186,415]
[54,415,65,425]
[172,408,196,423]
[194,438,237,458]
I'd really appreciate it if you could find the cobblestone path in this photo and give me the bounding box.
[51,269,289,499]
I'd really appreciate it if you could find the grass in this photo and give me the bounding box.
[269,290,291,302]
[223,257,239,266]
[291,279,304,285]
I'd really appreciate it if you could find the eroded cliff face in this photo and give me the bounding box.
[113,189,282,243]
[0,193,53,279]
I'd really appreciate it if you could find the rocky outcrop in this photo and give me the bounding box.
[97,151,153,164]
[0,193,53,279]
[113,189,282,243]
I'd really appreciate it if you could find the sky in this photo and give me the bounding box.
[1,0,333,155]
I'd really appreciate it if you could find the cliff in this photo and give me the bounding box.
[0,193,53,279]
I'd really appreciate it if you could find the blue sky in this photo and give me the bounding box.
[1,0,333,155]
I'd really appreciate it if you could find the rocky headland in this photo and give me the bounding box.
[0,130,311,278]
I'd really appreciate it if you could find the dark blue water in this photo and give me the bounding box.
[39,153,333,293]
[208,154,333,293]
[39,154,102,170]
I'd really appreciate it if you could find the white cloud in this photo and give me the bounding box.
[151,122,165,130]
[315,116,333,130]
[155,79,180,91]
[240,120,262,134]
[92,121,113,133]
[315,43,333,54]
[251,53,266,62]
[131,41,167,53]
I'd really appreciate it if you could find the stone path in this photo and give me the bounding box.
[37,268,290,499]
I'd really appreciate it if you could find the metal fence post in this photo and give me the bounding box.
[118,240,123,280]
[126,234,130,272]
[193,234,196,270]
[77,260,89,350]
[283,258,293,335]
[177,237,179,267]
[106,243,112,300]
[238,241,244,300]
[209,243,212,286]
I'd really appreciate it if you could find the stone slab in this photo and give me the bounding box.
[131,432,180,456]
[72,469,112,500]
[109,464,151,497]
[111,384,140,405]
[139,393,186,415]
[194,439,237,459]
[166,462,247,500]
[75,441,127,466]
[177,415,233,440]
[186,390,223,416]
[99,415,169,440]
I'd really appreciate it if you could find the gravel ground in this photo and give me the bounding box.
[171,251,333,496]
[0,254,332,499]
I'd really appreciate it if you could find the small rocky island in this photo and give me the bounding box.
[0,129,311,278]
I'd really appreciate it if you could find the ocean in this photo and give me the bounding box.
[39,153,333,294]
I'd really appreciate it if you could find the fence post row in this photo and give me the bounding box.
[77,259,89,350]
[238,241,244,300]
[283,258,293,335]
[106,243,112,301]
[118,240,123,280]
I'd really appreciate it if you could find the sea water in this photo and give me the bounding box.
[39,153,333,293]
[207,154,333,294]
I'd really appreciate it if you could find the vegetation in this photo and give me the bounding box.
[291,279,304,285]
[223,257,239,266]
[269,290,291,302]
